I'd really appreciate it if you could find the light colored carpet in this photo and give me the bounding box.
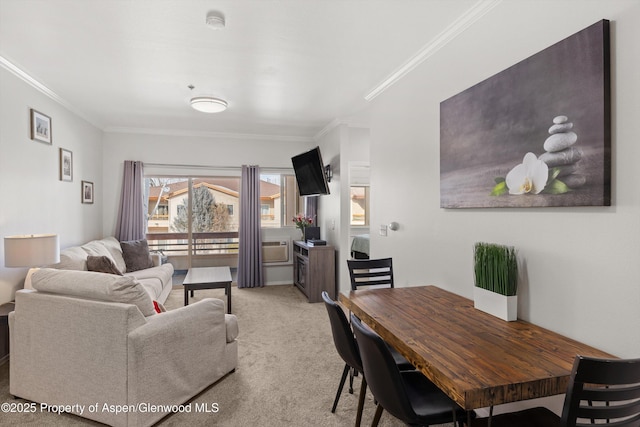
[0,284,456,426]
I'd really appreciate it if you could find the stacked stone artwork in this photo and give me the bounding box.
[539,115,585,188]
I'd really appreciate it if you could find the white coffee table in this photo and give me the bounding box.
[182,266,232,313]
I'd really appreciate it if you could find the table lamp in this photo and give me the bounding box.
[4,234,60,289]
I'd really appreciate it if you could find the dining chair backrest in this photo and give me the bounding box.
[347,258,394,291]
[561,355,640,426]
[350,313,416,422]
[322,291,362,372]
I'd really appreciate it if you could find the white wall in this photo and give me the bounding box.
[0,67,104,303]
[370,0,640,359]
[316,124,371,292]
[315,126,342,242]
[340,127,370,291]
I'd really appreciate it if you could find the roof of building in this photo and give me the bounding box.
[148,178,281,200]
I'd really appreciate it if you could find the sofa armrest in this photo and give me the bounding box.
[150,252,162,267]
[126,298,232,424]
[225,313,239,342]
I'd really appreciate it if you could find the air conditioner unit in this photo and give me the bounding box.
[262,240,289,263]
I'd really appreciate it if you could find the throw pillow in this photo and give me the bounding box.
[86,255,123,275]
[153,300,166,313]
[120,239,153,272]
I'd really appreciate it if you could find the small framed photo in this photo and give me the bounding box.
[59,148,73,181]
[30,109,52,144]
[81,180,94,204]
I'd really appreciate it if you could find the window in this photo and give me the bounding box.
[144,173,302,268]
[350,186,370,226]
[144,177,241,260]
[146,173,301,234]
[260,173,302,228]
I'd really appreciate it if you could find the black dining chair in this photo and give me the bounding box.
[351,313,469,427]
[347,258,394,290]
[471,355,640,427]
[322,292,414,427]
[345,257,414,371]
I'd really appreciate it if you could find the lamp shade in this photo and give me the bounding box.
[4,234,60,267]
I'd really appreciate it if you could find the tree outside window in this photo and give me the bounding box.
[172,186,230,232]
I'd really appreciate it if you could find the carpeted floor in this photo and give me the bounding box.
[0,283,456,426]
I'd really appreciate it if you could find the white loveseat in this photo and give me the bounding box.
[9,268,239,427]
[49,236,173,304]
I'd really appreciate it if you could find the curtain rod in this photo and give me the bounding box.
[144,162,292,172]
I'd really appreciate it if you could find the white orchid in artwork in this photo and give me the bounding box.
[505,152,549,195]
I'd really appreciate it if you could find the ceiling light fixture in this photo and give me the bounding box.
[206,11,225,30]
[190,96,228,113]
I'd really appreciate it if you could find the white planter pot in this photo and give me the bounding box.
[473,286,517,321]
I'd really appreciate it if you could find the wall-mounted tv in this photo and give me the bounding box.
[291,146,330,196]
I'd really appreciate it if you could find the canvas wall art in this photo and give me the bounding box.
[440,20,610,208]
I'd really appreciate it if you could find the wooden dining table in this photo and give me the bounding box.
[339,285,615,416]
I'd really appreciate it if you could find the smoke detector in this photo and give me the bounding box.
[206,11,225,30]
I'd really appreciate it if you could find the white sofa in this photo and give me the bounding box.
[49,236,174,304]
[9,268,239,427]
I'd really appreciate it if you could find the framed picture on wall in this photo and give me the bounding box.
[30,109,52,144]
[81,180,94,204]
[59,148,73,181]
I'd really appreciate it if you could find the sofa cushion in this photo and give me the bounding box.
[81,240,115,260]
[124,264,173,286]
[87,255,123,275]
[96,237,127,274]
[52,246,89,271]
[133,277,163,301]
[31,268,156,316]
[121,239,153,272]
[124,264,174,301]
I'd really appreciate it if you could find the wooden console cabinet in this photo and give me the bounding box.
[293,241,335,303]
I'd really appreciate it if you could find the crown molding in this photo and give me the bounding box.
[314,118,370,141]
[364,0,502,101]
[104,126,314,143]
[0,55,104,129]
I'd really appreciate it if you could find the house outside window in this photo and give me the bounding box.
[146,174,301,233]
[350,186,370,226]
[260,173,302,228]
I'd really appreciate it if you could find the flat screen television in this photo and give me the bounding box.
[291,146,330,196]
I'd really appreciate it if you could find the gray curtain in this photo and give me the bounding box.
[114,160,146,242]
[238,165,264,288]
